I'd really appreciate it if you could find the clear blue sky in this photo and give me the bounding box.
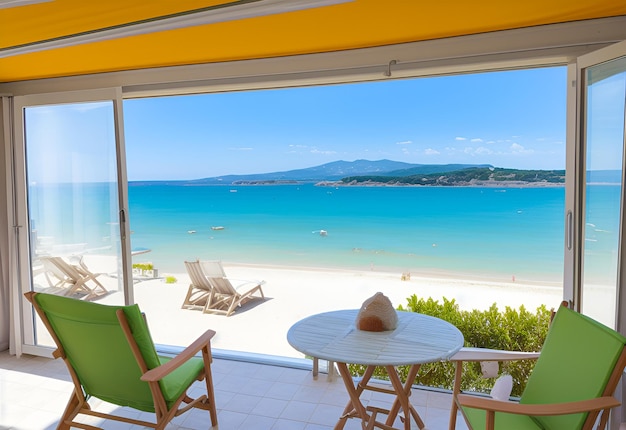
[123,66,568,181]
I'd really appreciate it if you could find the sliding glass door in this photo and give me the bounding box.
[570,43,626,333]
[579,54,626,329]
[14,89,131,355]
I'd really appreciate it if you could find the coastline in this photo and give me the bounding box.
[316,180,564,188]
[217,261,564,287]
[126,262,564,359]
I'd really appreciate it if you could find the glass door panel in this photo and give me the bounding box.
[18,96,127,351]
[580,55,626,328]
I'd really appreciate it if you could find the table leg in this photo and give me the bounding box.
[335,362,376,430]
[335,364,427,430]
[335,363,376,430]
[384,364,425,430]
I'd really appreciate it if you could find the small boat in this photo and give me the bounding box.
[211,226,225,230]
[187,230,196,234]
[319,230,328,236]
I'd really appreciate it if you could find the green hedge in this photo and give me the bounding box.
[348,296,552,397]
[132,262,153,271]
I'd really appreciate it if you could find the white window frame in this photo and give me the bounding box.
[11,88,131,357]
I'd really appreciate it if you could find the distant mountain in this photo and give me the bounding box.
[179,160,488,185]
[129,164,616,187]
[128,160,507,186]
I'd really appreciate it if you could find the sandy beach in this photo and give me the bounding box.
[116,263,565,359]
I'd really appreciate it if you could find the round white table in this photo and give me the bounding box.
[287,309,464,430]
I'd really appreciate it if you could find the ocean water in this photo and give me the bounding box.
[126,184,569,282]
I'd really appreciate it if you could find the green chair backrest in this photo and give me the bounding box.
[520,305,626,429]
[33,293,162,412]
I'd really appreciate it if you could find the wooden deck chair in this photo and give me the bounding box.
[40,256,107,300]
[456,303,626,430]
[25,291,218,430]
[40,256,72,289]
[200,260,265,316]
[181,260,214,312]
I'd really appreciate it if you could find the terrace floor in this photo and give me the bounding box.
[0,349,470,430]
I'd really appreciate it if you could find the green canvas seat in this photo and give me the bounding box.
[25,291,218,430]
[457,304,626,430]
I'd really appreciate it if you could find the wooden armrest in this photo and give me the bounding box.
[457,394,620,416]
[141,329,216,382]
[451,347,540,362]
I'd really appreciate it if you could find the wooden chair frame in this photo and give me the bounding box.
[40,256,107,300]
[200,260,265,316]
[181,260,215,312]
[448,348,541,430]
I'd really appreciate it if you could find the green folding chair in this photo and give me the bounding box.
[25,291,218,430]
[457,303,626,430]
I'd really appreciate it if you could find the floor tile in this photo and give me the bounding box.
[0,350,461,430]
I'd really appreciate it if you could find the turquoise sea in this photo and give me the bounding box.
[126,184,573,282]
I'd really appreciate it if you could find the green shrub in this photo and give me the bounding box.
[165,276,177,284]
[348,296,551,397]
[132,262,153,271]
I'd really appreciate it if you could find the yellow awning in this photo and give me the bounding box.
[1,0,626,83]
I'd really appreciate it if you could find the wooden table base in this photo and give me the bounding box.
[334,363,426,430]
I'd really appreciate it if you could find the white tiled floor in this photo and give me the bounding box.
[0,350,468,430]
